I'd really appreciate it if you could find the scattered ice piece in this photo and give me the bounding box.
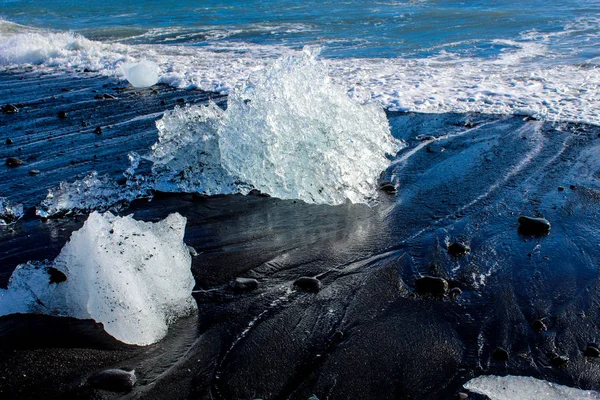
[0,197,24,225]
[36,171,148,218]
[149,49,402,205]
[120,60,160,88]
[464,375,600,400]
[0,211,196,345]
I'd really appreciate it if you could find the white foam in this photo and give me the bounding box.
[0,197,24,225]
[148,49,401,205]
[464,375,600,400]
[0,211,196,346]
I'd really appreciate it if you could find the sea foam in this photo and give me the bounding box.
[464,375,600,400]
[0,212,196,346]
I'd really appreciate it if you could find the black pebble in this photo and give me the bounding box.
[103,93,117,100]
[232,277,259,292]
[557,186,565,192]
[29,169,40,175]
[293,277,322,293]
[584,344,600,358]
[492,348,509,362]
[47,267,67,284]
[532,319,547,333]
[415,276,448,296]
[2,104,18,114]
[177,98,185,103]
[161,99,167,105]
[94,126,103,135]
[448,242,470,257]
[6,157,23,167]
[6,138,13,145]
[518,216,551,236]
[94,94,104,100]
[58,110,68,119]
[550,354,569,367]
[88,369,136,392]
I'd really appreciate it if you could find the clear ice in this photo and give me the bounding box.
[0,212,197,346]
[0,197,24,225]
[464,375,600,400]
[149,48,402,205]
[120,60,160,88]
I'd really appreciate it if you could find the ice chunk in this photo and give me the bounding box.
[149,49,402,205]
[0,197,24,225]
[0,212,197,346]
[36,171,148,218]
[464,375,600,400]
[120,60,160,88]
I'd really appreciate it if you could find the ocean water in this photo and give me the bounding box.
[1,0,599,124]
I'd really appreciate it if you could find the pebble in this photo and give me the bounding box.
[532,319,547,333]
[492,347,509,362]
[557,186,565,192]
[457,393,469,399]
[584,344,600,358]
[94,94,104,100]
[2,104,18,114]
[415,276,448,296]
[94,126,103,135]
[232,277,259,292]
[29,169,40,175]
[6,138,13,145]
[58,110,68,119]
[87,368,136,392]
[187,245,199,257]
[293,277,322,293]
[448,242,470,256]
[103,93,117,100]
[6,157,23,167]
[449,287,462,297]
[550,354,569,367]
[518,216,551,236]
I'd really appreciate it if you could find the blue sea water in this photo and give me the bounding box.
[0,0,599,123]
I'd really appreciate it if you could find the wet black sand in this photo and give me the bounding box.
[1,70,600,399]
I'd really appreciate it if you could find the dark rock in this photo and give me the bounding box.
[103,93,117,100]
[161,99,167,106]
[187,245,199,257]
[232,277,259,292]
[58,110,68,119]
[449,287,462,297]
[5,138,13,145]
[570,184,577,190]
[557,186,565,192]
[457,393,469,399]
[29,169,40,175]
[584,344,600,358]
[81,121,88,127]
[177,98,185,103]
[6,157,23,167]
[94,126,103,135]
[518,216,551,236]
[492,348,509,362]
[83,68,92,73]
[426,144,445,153]
[47,267,67,284]
[379,181,397,194]
[448,242,470,257]
[293,277,322,293]
[415,276,448,296]
[532,319,547,333]
[550,354,569,367]
[2,104,18,114]
[94,94,104,100]
[87,368,136,392]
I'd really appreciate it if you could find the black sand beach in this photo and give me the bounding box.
[1,70,600,399]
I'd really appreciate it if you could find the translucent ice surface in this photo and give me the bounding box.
[120,60,160,88]
[464,375,600,400]
[149,49,402,205]
[0,212,197,346]
[0,197,24,225]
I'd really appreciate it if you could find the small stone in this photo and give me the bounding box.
[293,277,322,293]
[161,99,167,106]
[58,110,68,119]
[557,186,565,192]
[570,185,577,190]
[584,344,600,358]
[94,126,103,135]
[47,267,67,284]
[29,169,40,175]
[550,354,569,367]
[187,245,199,257]
[6,138,13,145]
[448,242,470,257]
[457,393,469,399]
[177,98,185,103]
[379,181,397,194]
[94,94,104,100]
[415,276,448,296]
[2,104,18,114]
[6,157,23,167]
[492,348,509,362]
[232,277,259,292]
[449,287,462,297]
[81,121,88,127]
[103,93,117,100]
[532,319,547,333]
[518,216,551,236]
[88,368,136,392]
